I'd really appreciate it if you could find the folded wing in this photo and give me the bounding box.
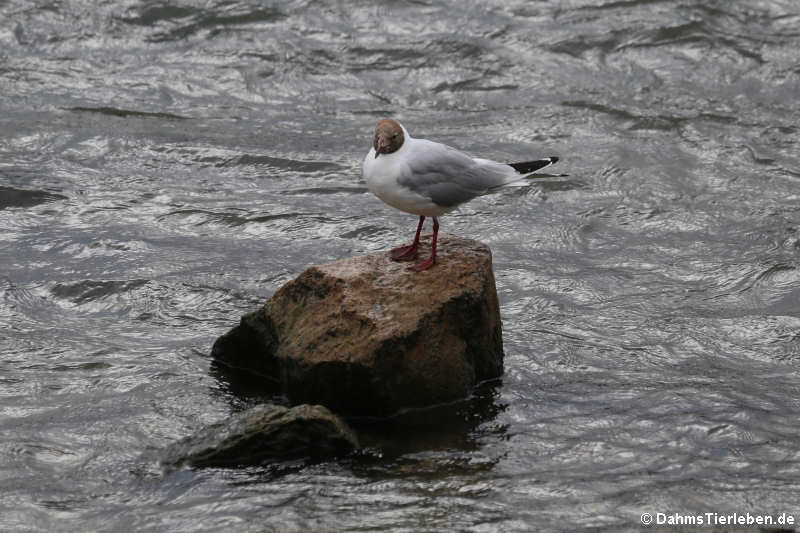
[397,140,518,208]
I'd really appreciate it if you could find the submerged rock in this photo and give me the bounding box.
[212,234,504,416]
[162,404,359,469]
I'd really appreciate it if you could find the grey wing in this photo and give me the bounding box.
[397,141,513,208]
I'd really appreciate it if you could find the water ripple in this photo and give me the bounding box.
[3,0,800,530]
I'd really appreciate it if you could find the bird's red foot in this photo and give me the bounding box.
[389,243,419,261]
[409,256,435,271]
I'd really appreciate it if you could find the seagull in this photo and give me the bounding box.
[362,118,562,271]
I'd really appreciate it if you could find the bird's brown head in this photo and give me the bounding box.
[373,118,405,158]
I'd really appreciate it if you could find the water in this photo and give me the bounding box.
[2,0,800,531]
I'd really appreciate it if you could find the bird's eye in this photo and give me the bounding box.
[391,133,398,139]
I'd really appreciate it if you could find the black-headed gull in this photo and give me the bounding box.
[363,118,562,271]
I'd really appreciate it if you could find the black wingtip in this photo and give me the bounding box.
[508,157,560,174]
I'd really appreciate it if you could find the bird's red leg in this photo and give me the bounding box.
[390,215,424,261]
[411,216,438,271]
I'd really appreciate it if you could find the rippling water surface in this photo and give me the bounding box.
[2,0,800,531]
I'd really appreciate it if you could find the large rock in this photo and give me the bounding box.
[212,234,504,416]
[161,404,359,469]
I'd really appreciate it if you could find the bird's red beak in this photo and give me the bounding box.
[375,137,389,158]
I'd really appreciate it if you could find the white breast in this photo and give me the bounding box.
[362,142,453,217]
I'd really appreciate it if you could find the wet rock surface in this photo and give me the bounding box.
[212,234,504,416]
[161,404,359,469]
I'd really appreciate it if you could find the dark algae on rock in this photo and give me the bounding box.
[161,404,359,469]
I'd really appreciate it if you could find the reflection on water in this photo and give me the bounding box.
[352,381,507,459]
[2,0,800,530]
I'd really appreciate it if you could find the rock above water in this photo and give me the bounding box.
[162,404,359,469]
[212,234,504,416]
